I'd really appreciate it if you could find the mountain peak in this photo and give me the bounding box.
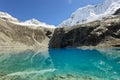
[0,11,56,28]
[59,0,120,27]
[23,18,56,28]
[24,18,43,25]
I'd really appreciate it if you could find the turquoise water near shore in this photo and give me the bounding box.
[0,48,120,80]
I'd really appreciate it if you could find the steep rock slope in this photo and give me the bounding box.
[0,12,55,51]
[50,16,120,48]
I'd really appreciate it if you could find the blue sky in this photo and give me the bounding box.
[0,0,104,25]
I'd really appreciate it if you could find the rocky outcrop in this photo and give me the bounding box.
[0,19,55,52]
[49,16,120,48]
[113,8,120,15]
[49,28,65,48]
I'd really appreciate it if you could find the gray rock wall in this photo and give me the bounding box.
[49,16,120,48]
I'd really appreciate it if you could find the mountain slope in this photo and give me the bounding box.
[0,12,56,52]
[59,0,120,27]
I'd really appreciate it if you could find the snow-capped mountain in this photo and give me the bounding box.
[0,12,18,22]
[1,0,120,28]
[0,12,56,28]
[59,0,120,27]
[23,18,56,28]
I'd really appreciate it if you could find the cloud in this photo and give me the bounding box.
[68,0,72,4]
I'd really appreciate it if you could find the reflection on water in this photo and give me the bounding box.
[0,50,55,80]
[0,48,120,80]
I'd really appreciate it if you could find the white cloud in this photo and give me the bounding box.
[68,0,72,4]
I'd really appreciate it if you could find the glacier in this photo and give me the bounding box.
[59,0,120,27]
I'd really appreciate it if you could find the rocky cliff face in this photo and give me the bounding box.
[0,18,55,52]
[114,8,120,15]
[50,15,120,48]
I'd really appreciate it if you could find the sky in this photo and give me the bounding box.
[0,0,104,25]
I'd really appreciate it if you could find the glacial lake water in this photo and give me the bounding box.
[0,48,120,80]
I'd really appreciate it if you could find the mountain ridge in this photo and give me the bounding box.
[59,0,120,27]
[0,14,55,52]
[0,11,56,29]
[1,0,120,28]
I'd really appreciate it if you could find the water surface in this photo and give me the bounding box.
[0,48,120,80]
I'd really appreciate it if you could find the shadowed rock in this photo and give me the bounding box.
[49,16,120,48]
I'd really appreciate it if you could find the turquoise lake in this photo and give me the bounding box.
[0,48,120,80]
